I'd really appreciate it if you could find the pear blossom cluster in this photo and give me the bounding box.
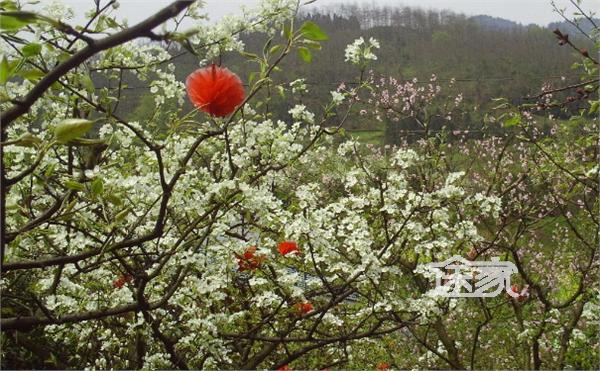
[344,36,380,68]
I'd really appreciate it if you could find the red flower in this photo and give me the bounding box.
[519,285,530,302]
[510,284,530,302]
[277,365,291,371]
[278,241,300,256]
[112,274,132,289]
[376,362,390,371]
[511,284,520,294]
[509,284,530,302]
[186,63,245,117]
[113,278,124,289]
[244,246,257,260]
[466,247,477,261]
[235,246,266,272]
[293,302,314,315]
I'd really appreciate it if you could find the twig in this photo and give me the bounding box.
[0,1,193,128]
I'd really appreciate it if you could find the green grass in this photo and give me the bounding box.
[348,129,385,145]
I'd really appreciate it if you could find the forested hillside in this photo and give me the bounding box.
[115,4,591,145]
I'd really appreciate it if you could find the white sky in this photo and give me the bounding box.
[37,0,600,27]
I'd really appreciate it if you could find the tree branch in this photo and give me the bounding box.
[0,0,194,128]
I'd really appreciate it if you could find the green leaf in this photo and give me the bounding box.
[104,16,119,29]
[54,118,94,143]
[0,11,39,31]
[94,14,107,32]
[68,138,106,146]
[248,71,257,86]
[64,180,85,191]
[180,39,197,56]
[299,21,328,41]
[0,1,19,11]
[298,47,312,63]
[12,132,42,147]
[282,22,292,40]
[10,56,25,75]
[269,44,283,56]
[483,113,496,124]
[19,68,45,82]
[44,163,56,178]
[90,177,103,195]
[80,74,95,94]
[115,207,131,223]
[303,40,322,50]
[106,193,123,206]
[589,101,599,115]
[277,85,285,98]
[0,56,9,84]
[21,42,41,57]
[61,198,77,214]
[262,36,273,57]
[56,51,71,63]
[241,51,259,60]
[503,114,521,128]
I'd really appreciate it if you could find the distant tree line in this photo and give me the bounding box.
[110,3,592,143]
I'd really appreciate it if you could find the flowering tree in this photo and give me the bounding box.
[354,7,599,368]
[1,0,598,370]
